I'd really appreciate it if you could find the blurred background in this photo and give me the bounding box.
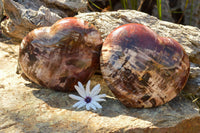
[88,0,200,28]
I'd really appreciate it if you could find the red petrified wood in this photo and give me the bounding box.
[101,23,190,108]
[19,17,102,92]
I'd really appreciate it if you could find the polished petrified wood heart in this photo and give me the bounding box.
[101,23,190,108]
[19,17,102,92]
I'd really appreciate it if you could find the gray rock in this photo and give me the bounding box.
[0,40,200,132]
[184,63,200,97]
[43,0,88,12]
[1,0,88,41]
[0,0,3,21]
[76,10,200,65]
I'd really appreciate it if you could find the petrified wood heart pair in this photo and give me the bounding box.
[18,17,190,108]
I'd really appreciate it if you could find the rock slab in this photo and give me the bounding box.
[1,0,88,41]
[0,9,200,132]
[76,10,200,65]
[0,39,200,132]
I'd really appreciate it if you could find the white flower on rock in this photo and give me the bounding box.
[69,80,106,110]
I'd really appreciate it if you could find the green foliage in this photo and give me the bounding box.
[131,0,138,10]
[189,0,194,25]
[88,0,102,10]
[109,0,113,10]
[120,0,163,20]
[120,0,137,10]
[121,0,128,9]
[89,0,196,24]
[156,0,162,20]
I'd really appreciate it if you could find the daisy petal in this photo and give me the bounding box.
[90,102,97,110]
[92,94,106,102]
[77,101,86,109]
[91,101,102,109]
[93,94,106,99]
[97,94,107,97]
[93,98,106,102]
[90,84,101,96]
[86,103,91,110]
[70,81,105,111]
[86,80,91,96]
[78,81,84,90]
[74,85,86,98]
[72,100,85,108]
[69,94,84,101]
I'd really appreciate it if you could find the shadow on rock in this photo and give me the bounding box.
[27,82,130,117]
[28,82,197,121]
[23,79,200,130]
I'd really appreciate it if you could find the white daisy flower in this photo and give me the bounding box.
[69,80,106,110]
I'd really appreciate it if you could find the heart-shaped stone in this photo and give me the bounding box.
[101,23,190,108]
[19,17,102,92]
